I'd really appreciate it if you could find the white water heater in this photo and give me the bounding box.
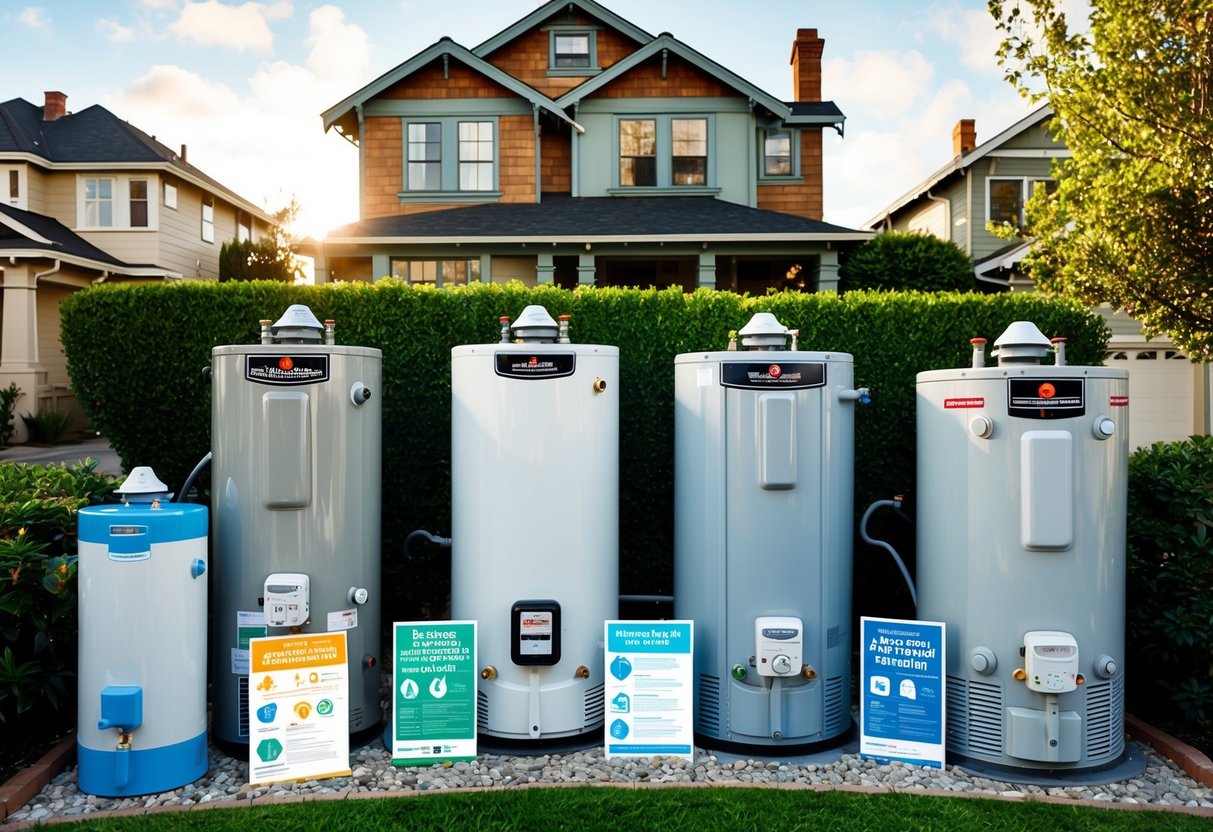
[674,313,863,750]
[77,468,208,796]
[451,306,618,741]
[210,305,382,746]
[916,322,1130,773]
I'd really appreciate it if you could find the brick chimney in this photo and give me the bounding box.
[43,91,67,121]
[953,119,976,157]
[790,28,824,102]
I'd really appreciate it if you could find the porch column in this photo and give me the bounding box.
[578,253,596,286]
[697,251,716,289]
[537,252,555,284]
[817,250,840,293]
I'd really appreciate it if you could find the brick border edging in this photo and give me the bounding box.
[1125,714,1213,788]
[0,736,74,822]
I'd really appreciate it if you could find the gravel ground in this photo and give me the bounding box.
[6,733,1212,825]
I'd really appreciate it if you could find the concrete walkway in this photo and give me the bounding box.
[0,436,123,476]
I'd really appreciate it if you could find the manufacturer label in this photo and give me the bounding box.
[944,397,985,409]
[1109,395,1129,407]
[247,354,329,386]
[1007,378,1085,419]
[494,352,576,380]
[720,362,826,390]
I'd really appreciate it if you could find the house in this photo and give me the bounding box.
[865,106,1210,449]
[0,91,275,440]
[310,0,869,293]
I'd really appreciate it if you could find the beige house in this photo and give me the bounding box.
[866,106,1210,449]
[0,91,274,441]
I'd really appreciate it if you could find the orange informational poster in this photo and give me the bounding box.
[248,632,351,785]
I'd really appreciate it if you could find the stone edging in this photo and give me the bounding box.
[0,736,74,822]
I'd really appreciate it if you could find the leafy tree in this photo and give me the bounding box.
[990,0,1213,359]
[838,231,976,292]
[219,199,305,283]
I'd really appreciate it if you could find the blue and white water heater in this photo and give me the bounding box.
[77,468,208,797]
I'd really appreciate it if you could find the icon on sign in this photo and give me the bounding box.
[610,692,631,713]
[255,703,277,724]
[429,675,448,699]
[610,655,633,681]
[316,699,334,716]
[870,675,890,697]
[400,678,419,700]
[900,679,917,700]
[256,738,283,762]
[610,719,629,740]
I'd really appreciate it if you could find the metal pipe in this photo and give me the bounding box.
[176,452,212,503]
[860,498,917,608]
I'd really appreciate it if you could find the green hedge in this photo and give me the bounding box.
[61,281,1107,620]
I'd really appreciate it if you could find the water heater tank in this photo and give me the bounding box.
[210,306,382,746]
[77,468,208,796]
[916,322,1130,774]
[674,313,862,749]
[450,306,618,741]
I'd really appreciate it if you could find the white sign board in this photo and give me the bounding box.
[603,620,694,761]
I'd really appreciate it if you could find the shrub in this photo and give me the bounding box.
[21,408,75,445]
[60,281,1107,622]
[0,460,119,723]
[0,384,21,449]
[1126,435,1213,728]
[839,231,977,292]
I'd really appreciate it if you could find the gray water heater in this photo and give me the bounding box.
[916,322,1129,773]
[210,305,382,745]
[450,306,618,742]
[674,313,863,749]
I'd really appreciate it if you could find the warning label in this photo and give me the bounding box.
[1007,378,1085,419]
[944,397,985,409]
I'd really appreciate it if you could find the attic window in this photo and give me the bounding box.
[548,29,599,76]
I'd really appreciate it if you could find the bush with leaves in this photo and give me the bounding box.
[1125,435,1213,730]
[838,231,977,293]
[0,383,21,449]
[0,460,119,724]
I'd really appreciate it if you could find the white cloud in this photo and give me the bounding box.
[823,50,934,118]
[305,5,372,83]
[169,1,292,53]
[17,6,51,31]
[925,3,1004,72]
[97,18,136,44]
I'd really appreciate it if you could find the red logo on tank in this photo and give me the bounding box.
[1038,382,1056,399]
[529,356,539,366]
[278,357,294,371]
[769,364,782,379]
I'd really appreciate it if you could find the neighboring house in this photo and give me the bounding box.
[0,91,275,440]
[865,105,1210,449]
[310,0,869,293]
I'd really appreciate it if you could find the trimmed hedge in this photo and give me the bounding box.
[60,281,1107,621]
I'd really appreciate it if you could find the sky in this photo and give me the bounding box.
[2,0,1079,238]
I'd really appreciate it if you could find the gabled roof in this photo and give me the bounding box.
[472,0,651,56]
[0,203,175,278]
[864,104,1055,229]
[320,195,870,245]
[321,38,579,138]
[0,97,274,223]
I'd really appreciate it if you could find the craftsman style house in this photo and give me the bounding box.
[0,92,274,438]
[313,0,868,292]
[865,106,1210,449]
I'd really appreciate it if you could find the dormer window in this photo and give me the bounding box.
[548,29,599,76]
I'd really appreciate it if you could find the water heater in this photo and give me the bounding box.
[674,313,863,750]
[450,306,618,741]
[77,468,208,796]
[210,305,382,746]
[916,322,1129,773]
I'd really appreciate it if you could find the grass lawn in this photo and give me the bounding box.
[47,786,1210,831]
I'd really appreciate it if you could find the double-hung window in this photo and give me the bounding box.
[988,176,1056,229]
[129,178,149,228]
[402,117,498,198]
[617,116,713,191]
[84,177,114,227]
[201,198,215,243]
[80,175,158,229]
[391,257,481,287]
[548,29,598,75]
[762,129,794,177]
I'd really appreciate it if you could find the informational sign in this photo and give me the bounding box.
[604,621,694,761]
[860,617,946,769]
[248,632,350,785]
[391,621,477,766]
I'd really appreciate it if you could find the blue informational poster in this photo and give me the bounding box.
[859,617,946,769]
[603,621,694,761]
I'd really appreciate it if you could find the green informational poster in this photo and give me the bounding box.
[391,621,477,766]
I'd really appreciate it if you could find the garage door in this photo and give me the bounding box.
[1106,348,1196,449]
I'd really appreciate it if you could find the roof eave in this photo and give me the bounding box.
[472,0,652,56]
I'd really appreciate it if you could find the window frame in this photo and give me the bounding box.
[201,198,215,243]
[400,116,501,202]
[164,181,178,210]
[547,28,600,77]
[758,127,801,181]
[611,114,717,194]
[986,176,1056,229]
[129,178,149,228]
[77,174,159,230]
[390,257,482,288]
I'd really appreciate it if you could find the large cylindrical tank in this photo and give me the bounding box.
[451,306,618,741]
[77,468,208,797]
[675,313,861,750]
[211,305,382,746]
[916,322,1129,773]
